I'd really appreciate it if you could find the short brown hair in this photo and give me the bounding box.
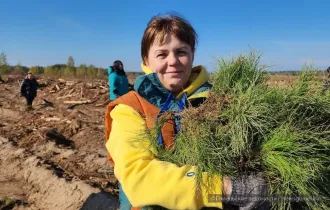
[141,13,198,64]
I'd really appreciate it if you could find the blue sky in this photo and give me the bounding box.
[1,0,329,72]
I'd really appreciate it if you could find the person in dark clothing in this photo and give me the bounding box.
[20,71,39,109]
[0,75,4,83]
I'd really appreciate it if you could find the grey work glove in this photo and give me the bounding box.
[225,175,270,210]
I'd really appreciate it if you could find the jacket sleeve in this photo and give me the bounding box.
[107,66,112,75]
[20,80,26,96]
[106,104,223,209]
[109,72,119,96]
[34,78,40,88]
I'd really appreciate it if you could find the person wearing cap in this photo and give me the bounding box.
[20,71,39,109]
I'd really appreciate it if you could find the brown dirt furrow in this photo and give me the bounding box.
[0,108,22,121]
[0,136,119,210]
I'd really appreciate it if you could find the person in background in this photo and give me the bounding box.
[108,60,129,101]
[20,71,39,110]
[105,14,270,210]
[322,66,330,93]
[326,66,330,78]
[0,75,4,83]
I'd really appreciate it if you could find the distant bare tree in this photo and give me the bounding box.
[67,56,75,67]
[0,51,8,66]
[64,56,76,77]
[13,62,24,75]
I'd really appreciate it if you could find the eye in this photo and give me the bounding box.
[157,53,167,58]
[178,50,187,55]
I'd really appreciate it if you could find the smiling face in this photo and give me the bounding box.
[141,14,198,94]
[145,34,194,94]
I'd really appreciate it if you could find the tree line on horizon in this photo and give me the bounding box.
[0,52,110,80]
[0,51,327,80]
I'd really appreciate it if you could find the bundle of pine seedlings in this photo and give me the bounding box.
[138,51,330,210]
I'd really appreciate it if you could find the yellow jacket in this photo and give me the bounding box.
[106,64,223,209]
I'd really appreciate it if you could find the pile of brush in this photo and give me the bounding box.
[142,51,330,210]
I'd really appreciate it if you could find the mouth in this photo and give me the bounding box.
[166,71,183,74]
[166,71,184,79]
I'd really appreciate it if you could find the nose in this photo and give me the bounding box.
[167,53,179,66]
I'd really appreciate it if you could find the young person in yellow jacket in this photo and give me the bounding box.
[105,13,270,210]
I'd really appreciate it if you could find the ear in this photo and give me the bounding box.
[144,57,149,67]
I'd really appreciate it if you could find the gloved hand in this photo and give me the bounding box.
[224,174,270,210]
